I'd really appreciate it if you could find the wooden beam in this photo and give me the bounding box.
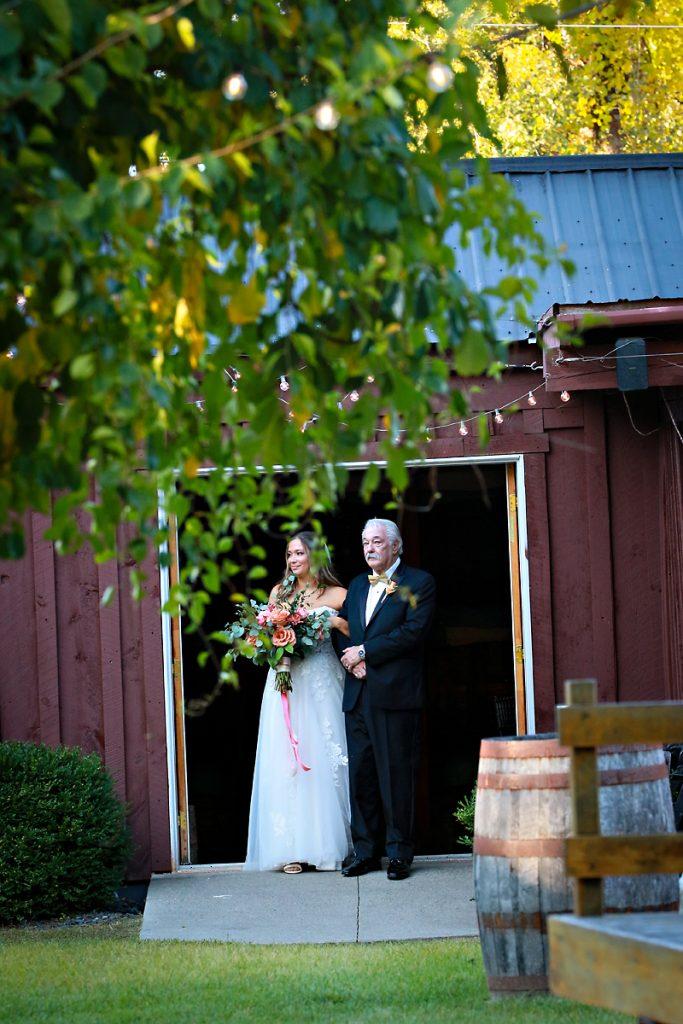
[558,702,683,745]
[565,679,602,915]
[549,913,683,1024]
[566,835,683,877]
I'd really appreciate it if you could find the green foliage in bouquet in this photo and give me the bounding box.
[0,741,131,925]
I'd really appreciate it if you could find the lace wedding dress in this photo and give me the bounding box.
[243,607,352,871]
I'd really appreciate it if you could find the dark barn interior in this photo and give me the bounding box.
[181,463,515,865]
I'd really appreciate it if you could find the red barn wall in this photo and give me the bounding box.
[0,513,171,880]
[1,379,680,874]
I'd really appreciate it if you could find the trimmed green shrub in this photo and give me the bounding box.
[0,741,131,924]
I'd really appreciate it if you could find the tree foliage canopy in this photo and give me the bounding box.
[1,0,557,650]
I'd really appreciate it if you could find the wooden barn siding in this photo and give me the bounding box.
[0,508,171,880]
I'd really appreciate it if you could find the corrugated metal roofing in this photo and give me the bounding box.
[446,153,683,340]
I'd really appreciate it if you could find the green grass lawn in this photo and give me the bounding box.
[1,917,627,1024]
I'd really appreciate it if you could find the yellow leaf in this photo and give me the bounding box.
[229,152,253,178]
[141,131,160,167]
[228,280,266,325]
[177,16,196,50]
[184,455,200,478]
[254,225,268,247]
[174,297,191,337]
[223,210,240,235]
[323,229,344,261]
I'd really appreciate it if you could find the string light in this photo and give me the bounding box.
[197,162,206,172]
[279,375,290,392]
[314,100,340,131]
[427,61,454,93]
[527,390,537,407]
[349,390,360,402]
[153,69,167,80]
[128,164,137,177]
[366,375,375,383]
[458,420,469,437]
[560,389,571,403]
[222,73,248,101]
[158,152,170,171]
[16,294,27,312]
[494,409,504,424]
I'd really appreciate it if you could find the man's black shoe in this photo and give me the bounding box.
[341,856,381,877]
[387,858,410,880]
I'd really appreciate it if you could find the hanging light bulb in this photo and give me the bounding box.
[153,69,167,80]
[560,389,571,403]
[231,384,238,393]
[222,72,248,101]
[427,60,454,93]
[128,164,137,177]
[459,420,469,437]
[527,391,537,407]
[349,390,359,402]
[279,375,290,392]
[494,409,504,425]
[197,162,206,172]
[366,375,375,383]
[233,369,241,380]
[314,100,340,131]
[158,152,170,171]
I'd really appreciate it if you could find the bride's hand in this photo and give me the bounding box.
[329,615,349,637]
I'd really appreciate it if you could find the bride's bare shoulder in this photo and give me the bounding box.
[322,585,347,610]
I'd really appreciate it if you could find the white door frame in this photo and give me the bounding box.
[158,453,535,870]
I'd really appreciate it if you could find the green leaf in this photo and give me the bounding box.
[0,530,25,560]
[70,353,95,380]
[524,3,558,27]
[454,331,490,376]
[37,0,72,36]
[30,80,65,114]
[494,54,508,100]
[13,382,44,453]
[364,199,398,235]
[53,289,77,317]
[0,14,22,56]
[100,585,115,608]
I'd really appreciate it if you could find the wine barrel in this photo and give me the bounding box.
[473,735,679,996]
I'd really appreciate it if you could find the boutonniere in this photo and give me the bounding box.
[385,580,398,596]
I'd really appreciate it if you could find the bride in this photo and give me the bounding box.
[243,532,352,873]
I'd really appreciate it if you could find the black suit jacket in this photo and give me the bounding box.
[335,562,436,712]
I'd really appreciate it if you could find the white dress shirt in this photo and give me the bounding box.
[365,557,401,626]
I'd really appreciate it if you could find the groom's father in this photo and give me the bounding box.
[336,518,435,880]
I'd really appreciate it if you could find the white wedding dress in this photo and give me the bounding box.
[243,607,352,871]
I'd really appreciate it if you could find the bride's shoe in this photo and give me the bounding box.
[283,862,303,874]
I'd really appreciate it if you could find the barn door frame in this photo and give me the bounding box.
[158,453,535,869]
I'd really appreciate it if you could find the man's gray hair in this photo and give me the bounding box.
[362,518,403,555]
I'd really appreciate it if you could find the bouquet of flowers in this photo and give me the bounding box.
[224,577,331,694]
[224,578,331,773]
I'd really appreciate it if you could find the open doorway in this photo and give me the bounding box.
[177,461,520,864]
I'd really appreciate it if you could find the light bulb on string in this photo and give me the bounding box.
[158,152,170,171]
[279,375,290,392]
[560,390,571,403]
[153,69,167,80]
[314,100,340,131]
[366,375,375,383]
[527,391,537,407]
[494,409,504,425]
[231,384,238,393]
[197,162,206,173]
[128,164,137,177]
[459,420,469,437]
[349,390,359,402]
[222,73,248,101]
[427,61,454,93]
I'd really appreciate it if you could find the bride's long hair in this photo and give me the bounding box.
[276,531,342,597]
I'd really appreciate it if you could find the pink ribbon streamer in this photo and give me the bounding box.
[280,691,311,772]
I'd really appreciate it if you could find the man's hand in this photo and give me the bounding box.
[351,660,366,679]
[341,645,364,670]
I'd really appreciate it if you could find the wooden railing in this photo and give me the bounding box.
[548,679,683,1024]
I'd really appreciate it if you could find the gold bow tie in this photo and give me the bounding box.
[368,572,390,586]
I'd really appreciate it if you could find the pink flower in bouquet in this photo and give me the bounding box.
[256,611,267,626]
[270,606,290,626]
[272,626,296,648]
[294,607,309,622]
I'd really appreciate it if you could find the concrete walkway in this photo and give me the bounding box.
[141,856,477,944]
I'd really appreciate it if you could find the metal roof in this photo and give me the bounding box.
[446,153,683,340]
